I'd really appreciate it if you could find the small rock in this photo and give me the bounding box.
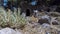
[21,12,26,18]
[51,17,59,25]
[38,19,49,24]
[52,20,59,25]
[41,15,51,20]
[42,23,50,28]
[58,31,60,34]
[38,15,51,24]
[33,10,38,13]
[46,32,50,34]
[0,27,22,34]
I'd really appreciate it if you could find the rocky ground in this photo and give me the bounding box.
[0,6,60,34]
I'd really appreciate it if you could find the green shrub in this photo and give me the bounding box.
[0,9,27,28]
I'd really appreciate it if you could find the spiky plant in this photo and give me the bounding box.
[0,8,27,29]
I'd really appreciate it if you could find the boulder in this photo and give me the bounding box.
[0,27,22,34]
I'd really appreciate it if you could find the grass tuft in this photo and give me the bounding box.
[0,9,27,28]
